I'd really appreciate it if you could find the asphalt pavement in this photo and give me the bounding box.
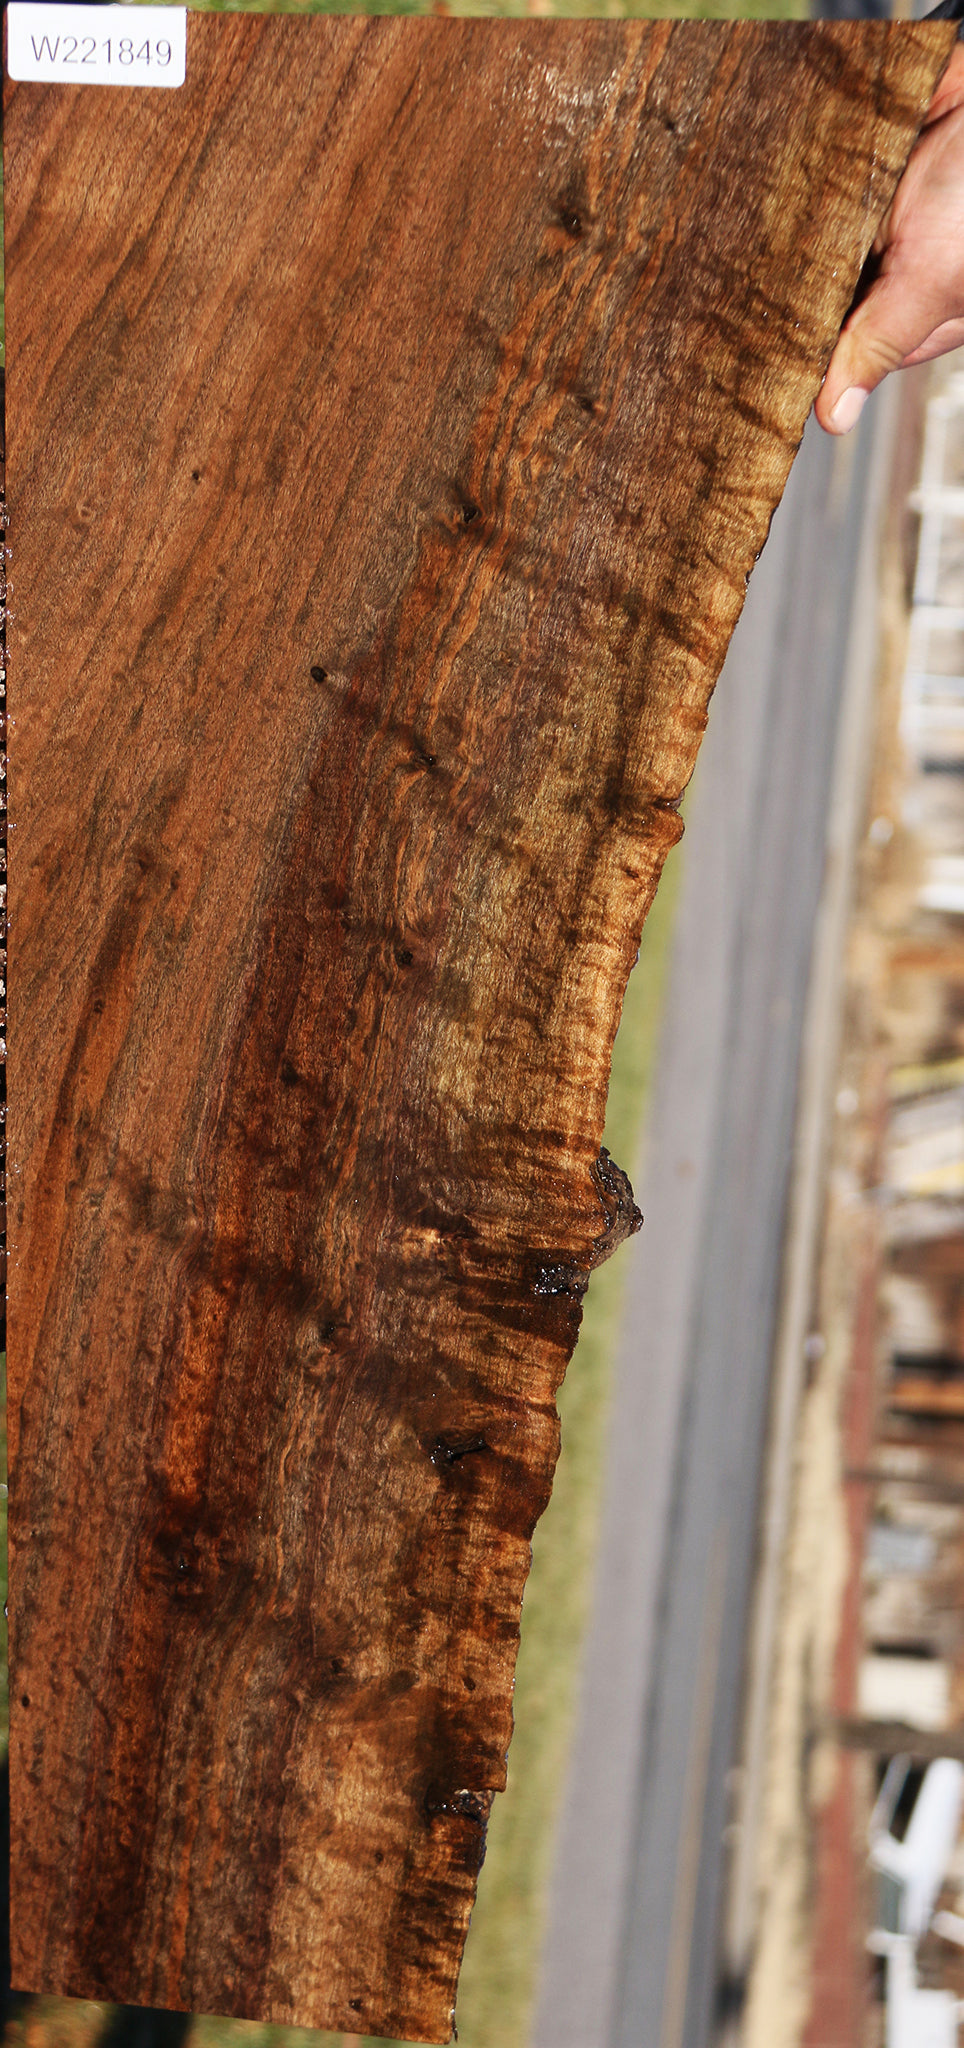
[532,401,886,2048]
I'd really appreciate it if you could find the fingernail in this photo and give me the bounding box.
[829,386,869,435]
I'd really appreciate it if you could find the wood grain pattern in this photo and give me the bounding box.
[4,16,954,2038]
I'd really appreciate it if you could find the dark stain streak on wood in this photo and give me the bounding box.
[3,14,954,2041]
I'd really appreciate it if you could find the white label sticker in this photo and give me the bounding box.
[6,4,186,87]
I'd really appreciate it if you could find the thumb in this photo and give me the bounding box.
[815,266,946,434]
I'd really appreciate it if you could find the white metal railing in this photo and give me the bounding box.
[902,375,964,898]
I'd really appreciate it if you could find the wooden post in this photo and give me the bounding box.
[3,15,954,2038]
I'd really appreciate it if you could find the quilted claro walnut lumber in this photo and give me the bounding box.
[3,15,954,2039]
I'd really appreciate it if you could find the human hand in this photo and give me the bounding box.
[816,42,964,434]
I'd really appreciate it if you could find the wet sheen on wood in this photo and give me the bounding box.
[3,16,954,2039]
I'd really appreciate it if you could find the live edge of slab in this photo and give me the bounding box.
[2,16,954,2040]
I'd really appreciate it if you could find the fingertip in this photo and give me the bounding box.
[826,385,869,435]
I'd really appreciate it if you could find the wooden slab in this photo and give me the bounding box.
[3,16,954,2039]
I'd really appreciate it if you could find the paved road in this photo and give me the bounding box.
[532,405,884,2048]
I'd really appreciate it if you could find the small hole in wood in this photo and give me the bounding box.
[430,1433,488,1467]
